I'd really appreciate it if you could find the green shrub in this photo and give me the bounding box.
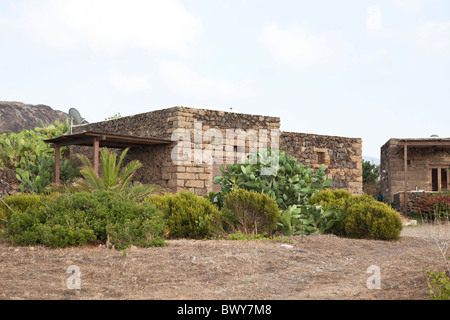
[146,191,222,239]
[310,189,353,235]
[344,198,402,240]
[3,191,166,250]
[0,193,57,226]
[221,188,280,235]
[277,204,341,236]
[0,120,80,193]
[213,149,332,210]
[310,189,403,240]
[425,270,450,300]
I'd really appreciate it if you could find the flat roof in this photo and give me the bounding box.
[397,138,450,147]
[44,131,172,148]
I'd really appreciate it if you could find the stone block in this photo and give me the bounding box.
[185,180,204,188]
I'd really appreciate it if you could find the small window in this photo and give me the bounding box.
[317,152,325,165]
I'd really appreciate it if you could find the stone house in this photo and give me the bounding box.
[47,106,363,196]
[380,137,450,214]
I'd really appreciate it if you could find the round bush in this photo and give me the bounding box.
[310,189,403,240]
[310,189,353,235]
[221,188,281,235]
[4,191,166,249]
[146,191,222,239]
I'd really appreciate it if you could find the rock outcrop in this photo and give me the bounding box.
[0,101,68,133]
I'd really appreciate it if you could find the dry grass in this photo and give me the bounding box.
[0,224,448,300]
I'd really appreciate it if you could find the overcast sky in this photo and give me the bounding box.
[0,0,449,159]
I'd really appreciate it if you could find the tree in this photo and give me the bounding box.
[363,160,379,183]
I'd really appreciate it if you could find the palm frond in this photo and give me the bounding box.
[73,177,95,193]
[123,183,163,202]
[79,166,105,191]
[119,160,142,191]
[77,154,94,170]
[101,148,118,188]
[115,148,129,181]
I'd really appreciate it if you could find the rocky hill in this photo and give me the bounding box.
[0,101,68,133]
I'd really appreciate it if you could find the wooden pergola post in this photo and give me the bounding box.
[54,145,60,184]
[404,143,408,216]
[93,138,100,176]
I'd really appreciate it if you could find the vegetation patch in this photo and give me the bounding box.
[2,191,166,250]
[310,189,403,240]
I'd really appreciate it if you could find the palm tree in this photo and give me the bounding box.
[74,147,161,200]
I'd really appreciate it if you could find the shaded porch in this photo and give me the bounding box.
[44,131,172,184]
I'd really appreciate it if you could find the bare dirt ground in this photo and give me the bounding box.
[0,223,449,300]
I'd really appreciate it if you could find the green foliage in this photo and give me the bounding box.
[310,189,353,236]
[105,113,122,120]
[220,188,281,235]
[2,191,166,250]
[226,231,288,241]
[425,270,450,300]
[363,160,379,183]
[213,149,332,210]
[310,189,403,240]
[73,147,160,201]
[277,204,341,236]
[146,191,222,239]
[0,193,56,226]
[0,120,80,193]
[344,197,403,240]
[206,191,225,210]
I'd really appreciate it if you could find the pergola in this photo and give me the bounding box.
[397,138,450,215]
[44,131,172,184]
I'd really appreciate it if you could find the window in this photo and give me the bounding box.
[317,152,325,165]
[430,166,449,191]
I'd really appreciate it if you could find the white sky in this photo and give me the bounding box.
[0,0,449,159]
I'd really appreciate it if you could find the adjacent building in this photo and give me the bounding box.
[380,137,450,213]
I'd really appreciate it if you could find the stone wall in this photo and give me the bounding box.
[381,139,450,203]
[166,107,281,195]
[280,132,363,194]
[72,106,362,196]
[72,107,280,195]
[0,167,19,198]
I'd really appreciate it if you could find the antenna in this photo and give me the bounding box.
[68,108,88,134]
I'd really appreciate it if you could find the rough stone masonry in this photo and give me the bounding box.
[72,106,363,196]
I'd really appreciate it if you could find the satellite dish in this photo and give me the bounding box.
[68,108,88,134]
[69,108,83,125]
